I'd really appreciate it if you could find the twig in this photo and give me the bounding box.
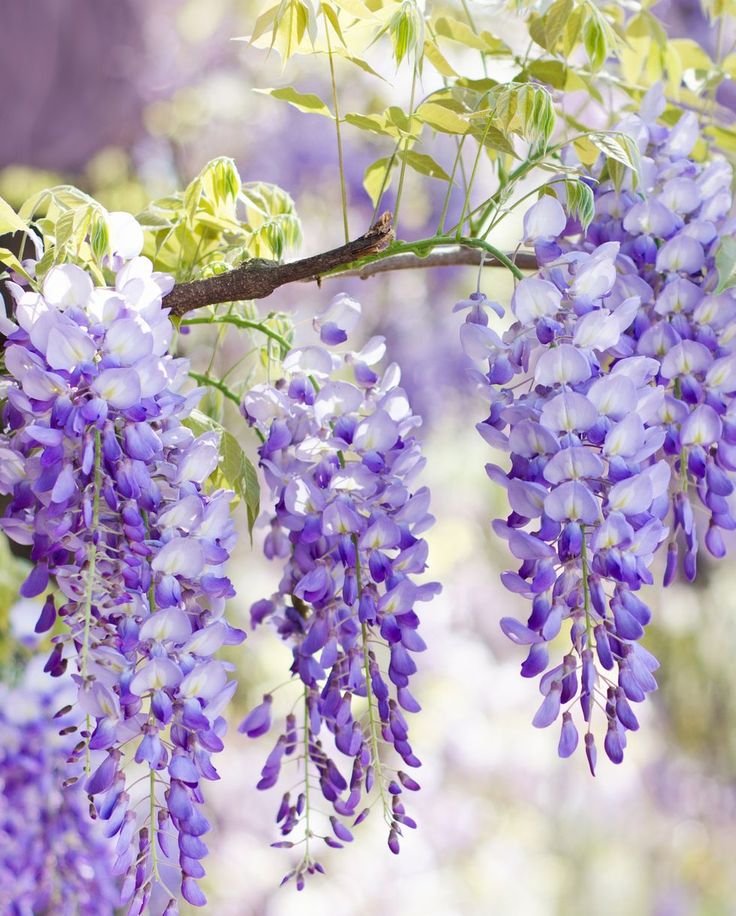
[164,213,394,316]
[321,247,538,281]
[163,213,538,315]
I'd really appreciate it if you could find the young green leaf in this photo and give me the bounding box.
[255,87,334,118]
[0,196,29,237]
[415,101,468,135]
[715,236,736,293]
[363,157,396,207]
[563,179,595,231]
[397,150,451,181]
[220,430,261,537]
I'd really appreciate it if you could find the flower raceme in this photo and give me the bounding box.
[0,224,241,913]
[239,294,439,887]
[0,658,118,913]
[461,90,736,772]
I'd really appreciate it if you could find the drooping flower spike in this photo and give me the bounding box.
[0,656,118,913]
[0,224,241,912]
[461,88,736,772]
[240,293,439,887]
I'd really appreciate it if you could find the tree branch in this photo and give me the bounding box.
[165,212,394,316]
[322,247,538,281]
[163,213,539,316]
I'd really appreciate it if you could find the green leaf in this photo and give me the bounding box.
[334,52,387,80]
[220,430,261,537]
[331,0,372,18]
[384,106,418,137]
[363,157,395,207]
[546,0,575,49]
[90,212,110,262]
[422,38,457,77]
[523,60,568,89]
[588,131,641,175]
[715,236,736,293]
[563,179,595,231]
[344,112,396,136]
[583,15,606,71]
[200,157,241,213]
[0,247,34,281]
[0,196,28,236]
[433,15,505,53]
[397,150,451,181]
[184,411,261,537]
[529,0,573,52]
[415,101,468,135]
[321,3,346,44]
[482,83,555,152]
[387,0,424,66]
[256,87,334,118]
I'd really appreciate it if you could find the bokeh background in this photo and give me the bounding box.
[3,1,736,914]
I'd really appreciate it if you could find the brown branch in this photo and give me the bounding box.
[163,212,540,315]
[322,247,538,281]
[165,212,394,316]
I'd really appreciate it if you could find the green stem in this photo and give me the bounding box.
[371,141,401,225]
[188,371,241,406]
[182,315,291,352]
[459,0,488,78]
[323,9,350,243]
[150,769,159,877]
[455,116,494,238]
[436,131,467,236]
[581,529,593,649]
[673,378,688,490]
[303,686,312,859]
[392,61,419,235]
[353,535,390,823]
[321,233,524,281]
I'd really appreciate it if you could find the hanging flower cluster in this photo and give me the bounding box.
[0,221,241,912]
[460,88,736,772]
[0,658,118,913]
[239,293,439,887]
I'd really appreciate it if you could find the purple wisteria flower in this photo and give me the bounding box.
[240,294,439,887]
[0,656,118,913]
[460,87,736,772]
[0,232,241,912]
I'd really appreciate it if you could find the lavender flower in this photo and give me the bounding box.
[0,657,118,913]
[240,295,439,886]
[461,88,736,771]
[0,232,241,912]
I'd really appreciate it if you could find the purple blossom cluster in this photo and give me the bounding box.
[0,222,241,912]
[461,88,736,772]
[0,658,118,914]
[239,293,439,886]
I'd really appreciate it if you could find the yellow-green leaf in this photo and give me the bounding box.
[363,157,395,207]
[0,196,29,237]
[415,101,468,135]
[0,248,34,281]
[256,87,334,118]
[715,236,736,293]
[423,38,457,77]
[397,150,451,181]
[344,112,395,136]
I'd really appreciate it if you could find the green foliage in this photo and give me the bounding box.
[240,0,713,237]
[13,186,112,283]
[139,157,302,281]
[185,409,261,537]
[715,237,736,294]
[559,179,596,232]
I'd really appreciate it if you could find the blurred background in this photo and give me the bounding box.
[2,1,736,914]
